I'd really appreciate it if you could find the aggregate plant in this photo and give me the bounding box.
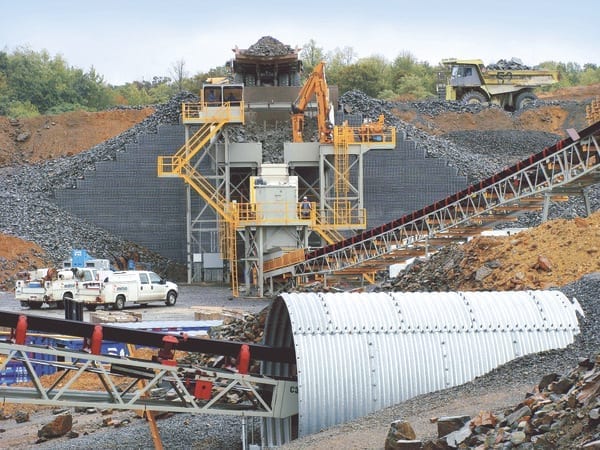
[1,90,599,448]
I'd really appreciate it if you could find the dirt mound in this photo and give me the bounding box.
[390,211,600,292]
[0,108,154,166]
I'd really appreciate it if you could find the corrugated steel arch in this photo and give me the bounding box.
[260,290,583,447]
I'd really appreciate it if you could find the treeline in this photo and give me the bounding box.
[1,43,599,118]
[300,40,600,100]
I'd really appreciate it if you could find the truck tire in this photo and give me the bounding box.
[113,295,125,311]
[461,91,487,105]
[58,292,73,310]
[29,302,43,309]
[515,91,537,109]
[165,290,177,306]
[86,304,97,311]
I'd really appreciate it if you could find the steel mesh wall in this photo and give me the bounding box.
[364,139,468,228]
[53,123,468,264]
[54,125,187,263]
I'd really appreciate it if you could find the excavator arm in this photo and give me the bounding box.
[291,61,333,144]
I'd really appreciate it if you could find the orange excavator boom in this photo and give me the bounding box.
[291,61,333,144]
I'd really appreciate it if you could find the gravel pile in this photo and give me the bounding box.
[0,92,196,280]
[486,58,532,71]
[242,36,296,57]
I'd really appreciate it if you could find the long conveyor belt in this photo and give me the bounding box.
[266,120,600,281]
[0,310,294,363]
[0,311,298,420]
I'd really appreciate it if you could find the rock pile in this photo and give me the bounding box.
[486,58,533,71]
[0,93,197,282]
[242,36,296,57]
[207,307,267,344]
[385,355,600,449]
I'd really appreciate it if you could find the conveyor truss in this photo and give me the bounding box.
[0,312,297,419]
[264,120,600,285]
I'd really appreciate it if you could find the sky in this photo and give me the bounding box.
[1,0,598,85]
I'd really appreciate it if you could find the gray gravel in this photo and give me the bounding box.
[36,413,261,450]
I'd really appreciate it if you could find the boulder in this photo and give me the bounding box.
[38,412,72,438]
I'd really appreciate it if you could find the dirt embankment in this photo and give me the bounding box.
[0,108,154,165]
[0,108,154,285]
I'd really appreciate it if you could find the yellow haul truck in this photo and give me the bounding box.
[439,58,559,110]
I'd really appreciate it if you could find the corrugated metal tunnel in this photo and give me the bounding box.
[260,290,583,446]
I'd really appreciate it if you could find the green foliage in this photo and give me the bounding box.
[45,103,90,115]
[333,56,391,98]
[537,60,600,91]
[5,100,40,118]
[394,74,435,100]
[0,46,113,116]
[579,65,600,85]
[300,40,325,77]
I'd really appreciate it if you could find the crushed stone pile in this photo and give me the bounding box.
[486,58,533,71]
[242,36,296,57]
[385,354,600,449]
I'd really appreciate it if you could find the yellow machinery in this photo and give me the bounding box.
[440,58,559,110]
[291,62,334,144]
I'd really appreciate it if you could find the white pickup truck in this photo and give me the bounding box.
[15,267,100,309]
[76,270,178,311]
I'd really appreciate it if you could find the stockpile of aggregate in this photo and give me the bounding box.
[241,35,296,57]
[0,92,196,280]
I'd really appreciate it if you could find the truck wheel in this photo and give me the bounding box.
[86,304,97,311]
[515,92,537,109]
[29,302,43,309]
[165,290,177,306]
[59,293,73,310]
[461,91,487,105]
[113,295,125,311]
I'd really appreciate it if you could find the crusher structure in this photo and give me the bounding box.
[157,73,397,297]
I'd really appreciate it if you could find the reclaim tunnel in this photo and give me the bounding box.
[260,290,583,446]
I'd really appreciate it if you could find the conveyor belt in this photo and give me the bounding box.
[268,121,600,281]
[0,310,295,364]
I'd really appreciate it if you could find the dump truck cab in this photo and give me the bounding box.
[448,60,485,88]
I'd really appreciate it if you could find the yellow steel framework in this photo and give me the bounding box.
[158,102,244,296]
[333,126,352,226]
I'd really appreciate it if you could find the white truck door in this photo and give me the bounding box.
[137,272,153,302]
[147,271,168,300]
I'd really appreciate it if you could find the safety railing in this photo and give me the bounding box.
[182,101,245,124]
[333,123,396,148]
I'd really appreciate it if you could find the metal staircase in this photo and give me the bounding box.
[158,104,242,295]
[264,121,600,285]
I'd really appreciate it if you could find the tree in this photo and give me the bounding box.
[335,56,391,97]
[325,46,357,86]
[300,39,325,77]
[1,46,113,115]
[170,59,187,92]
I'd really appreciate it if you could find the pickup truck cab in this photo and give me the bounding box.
[76,270,178,311]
